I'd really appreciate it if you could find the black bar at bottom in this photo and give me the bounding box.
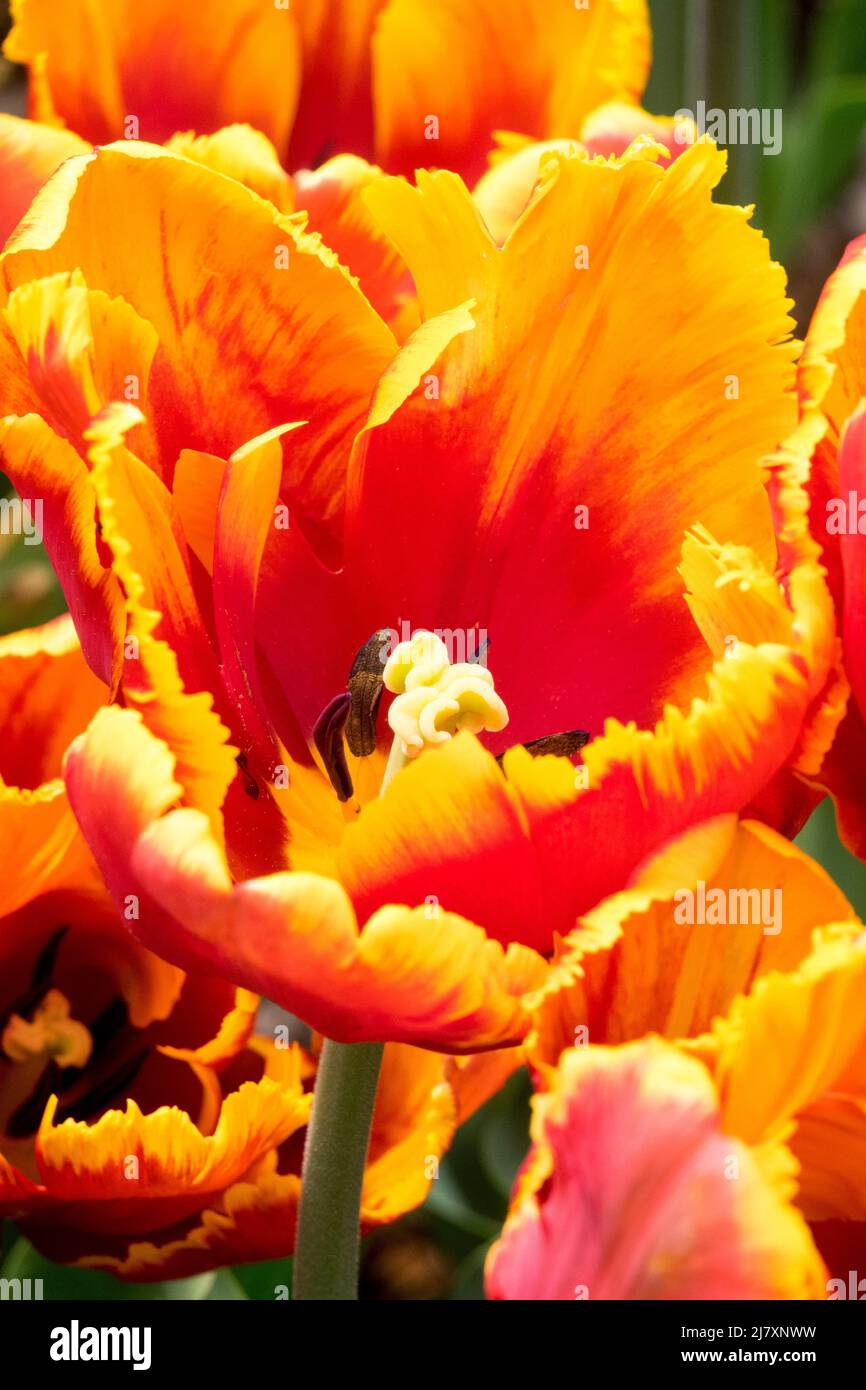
[0,1297,859,1376]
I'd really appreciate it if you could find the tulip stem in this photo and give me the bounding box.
[292,1037,384,1300]
[293,736,406,1299]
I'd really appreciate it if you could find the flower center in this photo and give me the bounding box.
[315,628,513,803]
[2,988,93,1069]
[383,631,509,757]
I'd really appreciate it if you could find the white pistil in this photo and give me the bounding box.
[380,630,509,789]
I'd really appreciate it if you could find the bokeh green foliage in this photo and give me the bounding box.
[648,0,866,263]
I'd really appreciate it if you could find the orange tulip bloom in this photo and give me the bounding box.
[0,618,250,1264]
[0,136,835,1049]
[485,1040,827,1300]
[7,1025,466,1280]
[525,813,866,1241]
[0,616,471,1278]
[17,1038,463,1281]
[5,0,651,179]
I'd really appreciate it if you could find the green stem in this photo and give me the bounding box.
[292,739,405,1300]
[292,1038,384,1300]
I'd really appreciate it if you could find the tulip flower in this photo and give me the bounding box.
[524,813,866,1254]
[485,1040,828,1300]
[0,132,837,1051]
[6,1020,466,1280]
[0,616,477,1278]
[4,0,651,178]
[0,116,840,1300]
[0,616,251,1270]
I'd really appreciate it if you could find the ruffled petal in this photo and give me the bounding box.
[527,816,854,1068]
[0,415,124,686]
[698,927,866,1147]
[838,403,866,720]
[485,1040,826,1300]
[361,1043,457,1223]
[0,615,106,916]
[474,106,694,245]
[35,1078,302,1206]
[0,614,104,789]
[66,705,544,1049]
[294,155,413,332]
[0,142,398,556]
[83,412,237,833]
[797,234,866,588]
[165,125,294,212]
[4,1066,309,1262]
[579,100,695,160]
[39,1040,457,1278]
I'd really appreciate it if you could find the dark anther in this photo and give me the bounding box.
[497,728,591,764]
[313,692,355,802]
[345,629,390,757]
[236,752,260,800]
[523,729,590,757]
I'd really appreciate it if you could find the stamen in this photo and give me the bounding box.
[383,630,509,760]
[313,691,355,802]
[499,729,591,763]
[346,629,390,757]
